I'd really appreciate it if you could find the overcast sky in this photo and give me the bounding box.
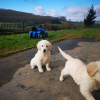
[0,0,100,21]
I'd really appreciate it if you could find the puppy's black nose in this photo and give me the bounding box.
[43,49,46,53]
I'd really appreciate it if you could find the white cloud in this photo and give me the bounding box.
[94,5,100,21]
[66,6,90,21]
[33,5,100,21]
[34,6,46,15]
[34,6,57,17]
[65,5,100,21]
[95,5,100,16]
[48,9,56,16]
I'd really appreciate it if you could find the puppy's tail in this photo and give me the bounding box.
[58,47,74,61]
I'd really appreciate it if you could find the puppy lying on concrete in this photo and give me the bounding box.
[30,40,52,72]
[58,47,100,100]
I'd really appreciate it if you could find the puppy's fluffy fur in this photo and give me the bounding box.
[30,40,52,72]
[58,47,100,100]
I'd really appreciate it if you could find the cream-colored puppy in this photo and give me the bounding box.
[58,47,100,100]
[30,40,52,72]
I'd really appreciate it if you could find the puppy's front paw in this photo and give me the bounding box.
[31,66,35,69]
[47,68,51,71]
[60,77,64,81]
[39,69,44,73]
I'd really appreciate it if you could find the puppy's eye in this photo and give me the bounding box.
[46,46,48,47]
[42,45,43,47]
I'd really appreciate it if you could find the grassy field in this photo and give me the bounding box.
[0,26,100,57]
[60,21,83,27]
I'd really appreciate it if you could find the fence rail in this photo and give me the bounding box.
[0,23,31,34]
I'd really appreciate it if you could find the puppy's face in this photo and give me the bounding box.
[87,61,100,83]
[37,40,52,53]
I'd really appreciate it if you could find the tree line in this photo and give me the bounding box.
[0,9,65,25]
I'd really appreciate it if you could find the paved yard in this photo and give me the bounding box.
[0,38,100,100]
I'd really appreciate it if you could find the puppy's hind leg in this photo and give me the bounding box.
[80,87,95,100]
[30,59,36,69]
[60,68,69,81]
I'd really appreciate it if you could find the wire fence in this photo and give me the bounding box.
[0,23,31,34]
[0,22,100,35]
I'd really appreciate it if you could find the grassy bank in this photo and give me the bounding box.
[0,26,100,57]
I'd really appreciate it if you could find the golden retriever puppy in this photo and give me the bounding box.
[58,47,100,100]
[30,40,52,72]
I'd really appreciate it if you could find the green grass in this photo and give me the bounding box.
[60,21,83,27]
[0,26,100,57]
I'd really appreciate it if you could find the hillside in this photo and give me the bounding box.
[0,9,55,25]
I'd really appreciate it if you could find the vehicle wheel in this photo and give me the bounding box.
[38,33,43,39]
[29,33,32,38]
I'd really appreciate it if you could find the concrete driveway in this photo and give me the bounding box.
[0,38,100,100]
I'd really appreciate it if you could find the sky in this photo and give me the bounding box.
[0,0,100,21]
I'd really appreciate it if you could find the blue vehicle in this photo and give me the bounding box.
[29,26,48,38]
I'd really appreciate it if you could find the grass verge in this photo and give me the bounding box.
[0,26,100,57]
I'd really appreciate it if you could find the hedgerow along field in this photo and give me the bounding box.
[0,26,100,57]
[0,21,83,34]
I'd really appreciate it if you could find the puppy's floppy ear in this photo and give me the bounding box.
[48,43,52,51]
[37,41,41,50]
[87,62,98,77]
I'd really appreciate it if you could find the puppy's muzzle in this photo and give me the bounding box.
[43,49,46,53]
